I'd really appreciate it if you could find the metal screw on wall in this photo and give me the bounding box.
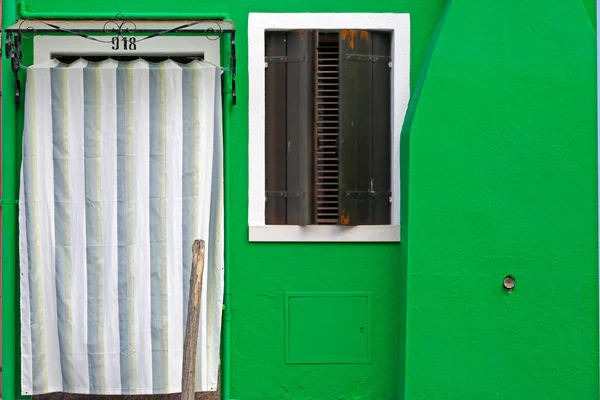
[503,275,516,292]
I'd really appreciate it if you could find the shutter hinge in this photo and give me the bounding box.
[265,55,307,65]
[345,54,391,63]
[344,191,391,198]
[266,191,306,198]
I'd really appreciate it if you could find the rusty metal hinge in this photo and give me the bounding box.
[344,191,391,198]
[265,55,306,66]
[266,191,306,198]
[345,54,391,63]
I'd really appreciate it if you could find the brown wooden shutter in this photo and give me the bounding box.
[371,31,392,225]
[265,32,288,224]
[338,30,391,225]
[265,30,314,225]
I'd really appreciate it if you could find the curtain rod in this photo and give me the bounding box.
[16,62,234,71]
[4,16,237,105]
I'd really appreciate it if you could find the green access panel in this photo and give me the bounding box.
[285,292,372,364]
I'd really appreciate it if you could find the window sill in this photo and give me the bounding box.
[248,225,400,242]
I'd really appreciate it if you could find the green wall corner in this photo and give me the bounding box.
[582,0,597,30]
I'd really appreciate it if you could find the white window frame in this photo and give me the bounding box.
[33,35,221,65]
[248,12,410,242]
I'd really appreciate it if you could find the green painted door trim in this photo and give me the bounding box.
[2,0,18,397]
[597,0,600,379]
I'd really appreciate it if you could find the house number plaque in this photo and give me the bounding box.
[112,36,137,50]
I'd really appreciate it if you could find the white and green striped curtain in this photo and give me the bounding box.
[19,59,224,395]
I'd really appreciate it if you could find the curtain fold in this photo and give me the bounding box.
[19,58,224,395]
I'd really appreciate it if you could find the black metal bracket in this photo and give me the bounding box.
[265,55,306,64]
[4,14,237,106]
[4,31,22,106]
[346,54,391,63]
[266,191,306,198]
[230,31,236,105]
[345,190,391,198]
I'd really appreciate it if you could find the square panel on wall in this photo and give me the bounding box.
[285,292,372,364]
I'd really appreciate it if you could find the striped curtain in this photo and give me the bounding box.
[18,59,224,395]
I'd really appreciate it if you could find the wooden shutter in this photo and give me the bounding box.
[265,32,288,224]
[265,30,314,225]
[370,31,392,225]
[338,30,391,225]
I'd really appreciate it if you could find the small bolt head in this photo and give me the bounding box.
[503,275,516,291]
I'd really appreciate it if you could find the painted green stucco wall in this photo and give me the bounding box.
[14,1,446,400]
[402,0,598,399]
[6,0,599,399]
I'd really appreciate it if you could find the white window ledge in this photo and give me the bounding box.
[249,225,400,242]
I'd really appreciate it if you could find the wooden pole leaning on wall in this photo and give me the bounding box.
[182,239,206,400]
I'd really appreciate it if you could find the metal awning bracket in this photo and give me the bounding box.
[4,30,22,106]
[4,14,237,106]
[230,31,236,105]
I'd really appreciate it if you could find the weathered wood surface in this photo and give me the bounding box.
[182,239,206,400]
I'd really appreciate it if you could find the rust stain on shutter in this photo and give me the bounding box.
[340,213,350,225]
[340,29,356,50]
[339,28,374,225]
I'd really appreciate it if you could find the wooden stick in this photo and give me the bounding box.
[182,239,205,400]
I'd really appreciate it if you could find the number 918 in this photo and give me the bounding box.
[112,36,137,51]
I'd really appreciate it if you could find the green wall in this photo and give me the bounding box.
[15,0,446,399]
[7,0,599,398]
[403,0,598,399]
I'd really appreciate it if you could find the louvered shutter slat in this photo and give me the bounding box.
[315,32,341,224]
